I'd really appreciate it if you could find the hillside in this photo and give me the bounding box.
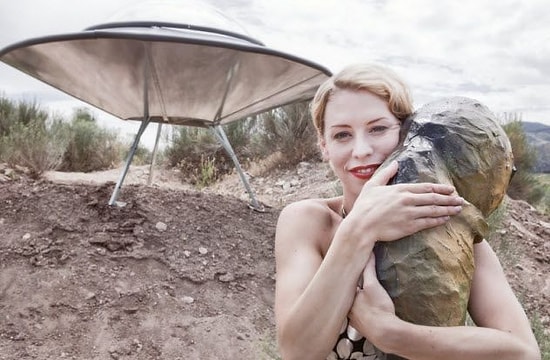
[523,121,550,173]
[0,163,548,359]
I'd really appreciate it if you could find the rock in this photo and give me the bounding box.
[375,97,514,331]
[182,296,194,304]
[218,273,235,283]
[155,221,168,231]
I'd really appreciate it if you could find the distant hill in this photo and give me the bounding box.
[522,121,550,173]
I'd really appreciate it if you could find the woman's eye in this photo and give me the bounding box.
[369,126,388,134]
[333,132,351,140]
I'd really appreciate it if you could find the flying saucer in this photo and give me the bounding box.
[0,1,330,126]
[0,1,331,207]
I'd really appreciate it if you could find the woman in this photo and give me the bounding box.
[274,63,540,360]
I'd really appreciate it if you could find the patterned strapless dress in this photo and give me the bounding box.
[326,318,386,360]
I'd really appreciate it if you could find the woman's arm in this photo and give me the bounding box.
[275,200,373,360]
[275,163,465,360]
[349,241,541,360]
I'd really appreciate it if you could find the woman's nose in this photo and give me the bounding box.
[352,135,374,158]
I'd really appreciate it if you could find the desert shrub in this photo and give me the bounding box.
[533,174,550,215]
[164,119,256,185]
[165,126,214,168]
[59,108,121,172]
[0,96,13,135]
[0,117,67,178]
[503,117,544,205]
[195,155,218,188]
[531,312,550,360]
[252,101,320,171]
[164,101,321,183]
[0,96,49,137]
[222,117,257,160]
[165,126,219,184]
[0,99,125,174]
[0,98,66,178]
[120,141,154,166]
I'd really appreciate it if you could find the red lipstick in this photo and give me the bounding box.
[349,164,379,180]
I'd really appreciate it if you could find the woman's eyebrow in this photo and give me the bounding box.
[367,117,402,126]
[365,117,389,124]
[328,123,351,129]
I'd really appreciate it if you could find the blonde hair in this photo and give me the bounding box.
[311,63,414,137]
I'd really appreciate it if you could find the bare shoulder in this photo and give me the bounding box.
[276,197,341,256]
[277,198,339,234]
[278,198,334,220]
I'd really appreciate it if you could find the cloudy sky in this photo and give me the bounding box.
[0,0,548,147]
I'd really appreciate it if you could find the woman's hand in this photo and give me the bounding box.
[346,161,464,242]
[350,253,394,318]
[348,253,396,346]
[348,245,542,360]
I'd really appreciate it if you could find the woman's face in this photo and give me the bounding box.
[320,88,401,197]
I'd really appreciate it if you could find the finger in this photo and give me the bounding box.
[403,192,464,207]
[413,204,463,218]
[395,182,457,195]
[361,253,378,287]
[406,215,453,233]
[366,161,398,187]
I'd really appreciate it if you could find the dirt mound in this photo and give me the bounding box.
[0,164,548,359]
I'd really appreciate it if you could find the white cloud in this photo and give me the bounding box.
[0,0,549,135]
